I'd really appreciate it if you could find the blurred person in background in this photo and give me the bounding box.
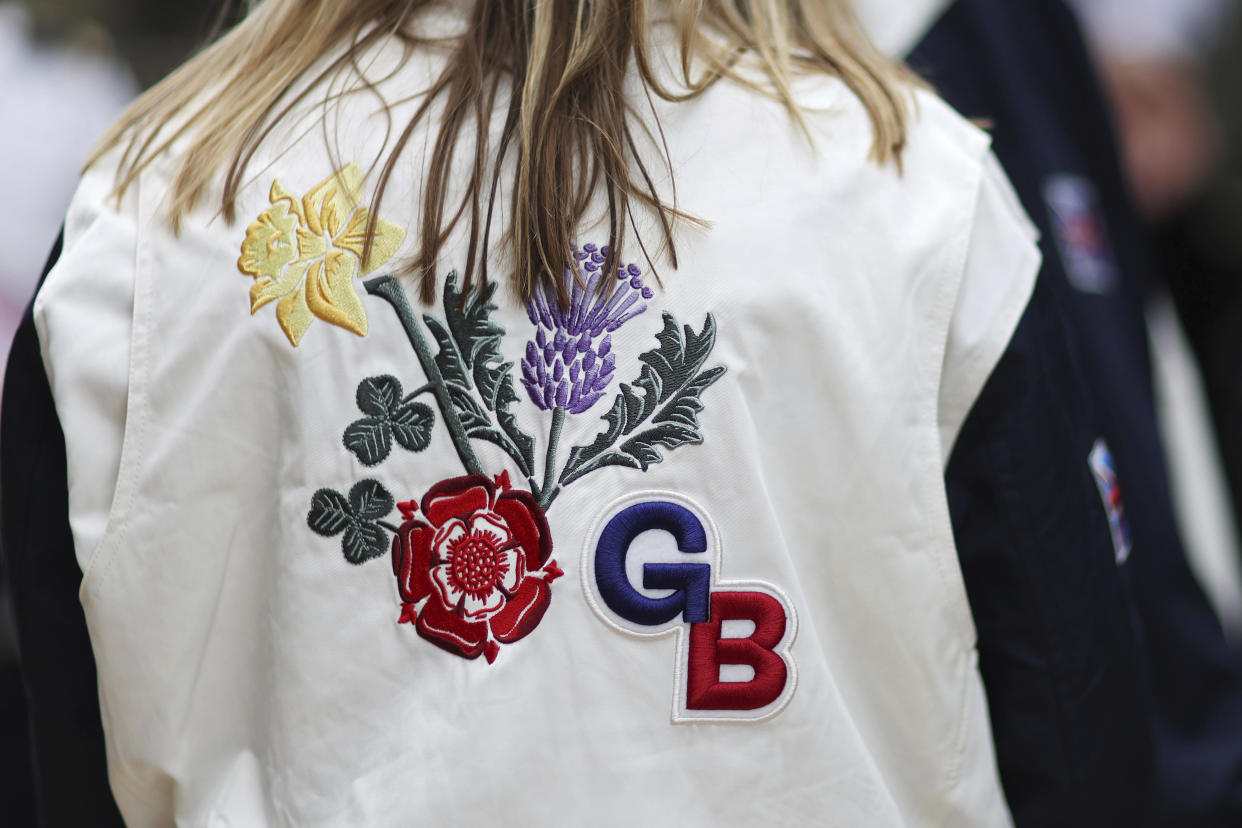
[0,2,135,378]
[855,0,1242,825]
[1068,0,1232,220]
[1070,0,1242,641]
[1072,0,1242,623]
[0,2,133,824]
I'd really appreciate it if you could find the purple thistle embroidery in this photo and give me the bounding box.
[521,244,653,415]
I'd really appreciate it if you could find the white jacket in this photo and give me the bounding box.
[37,25,1037,828]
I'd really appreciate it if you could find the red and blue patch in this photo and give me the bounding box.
[1090,440,1132,565]
[1044,175,1118,295]
[584,492,797,723]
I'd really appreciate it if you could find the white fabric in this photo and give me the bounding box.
[38,24,1036,828]
[853,0,953,58]
[939,151,1039,462]
[852,2,1043,462]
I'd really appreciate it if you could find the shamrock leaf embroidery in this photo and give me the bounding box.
[308,480,396,564]
[343,375,436,467]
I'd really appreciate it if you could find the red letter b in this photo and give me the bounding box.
[686,591,788,711]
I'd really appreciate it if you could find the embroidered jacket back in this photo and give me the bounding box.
[36,26,1038,828]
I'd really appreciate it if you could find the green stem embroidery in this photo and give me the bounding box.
[538,407,565,510]
[404,383,435,402]
[378,520,402,534]
[366,276,484,476]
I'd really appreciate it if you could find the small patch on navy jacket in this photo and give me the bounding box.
[1044,174,1118,294]
[1089,439,1132,565]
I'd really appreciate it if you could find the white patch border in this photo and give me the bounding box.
[581,490,798,724]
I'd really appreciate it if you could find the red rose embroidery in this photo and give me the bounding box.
[392,471,563,663]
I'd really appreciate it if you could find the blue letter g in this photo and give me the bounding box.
[594,501,712,626]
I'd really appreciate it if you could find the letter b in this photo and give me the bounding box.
[686,591,789,711]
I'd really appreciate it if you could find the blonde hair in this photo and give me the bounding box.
[93,0,914,304]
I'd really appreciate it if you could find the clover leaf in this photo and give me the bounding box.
[344,375,436,466]
[308,479,395,564]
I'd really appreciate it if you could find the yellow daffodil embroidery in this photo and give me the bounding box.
[238,163,406,346]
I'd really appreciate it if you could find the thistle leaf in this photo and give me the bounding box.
[638,313,718,408]
[616,423,705,470]
[422,316,471,391]
[652,366,726,430]
[450,275,536,474]
[425,272,536,476]
[446,382,490,433]
[496,409,535,476]
[443,272,504,371]
[559,314,724,486]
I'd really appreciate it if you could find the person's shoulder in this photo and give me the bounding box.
[907,86,990,146]
[898,87,995,181]
[760,74,995,199]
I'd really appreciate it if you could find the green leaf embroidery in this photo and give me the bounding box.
[560,314,725,486]
[350,479,395,520]
[443,273,505,372]
[446,383,491,433]
[342,522,388,565]
[615,423,703,470]
[653,366,728,430]
[308,489,352,536]
[391,402,435,452]
[307,480,394,565]
[422,317,472,393]
[356,375,403,417]
[419,272,536,476]
[343,375,435,467]
[626,312,720,431]
[344,417,392,466]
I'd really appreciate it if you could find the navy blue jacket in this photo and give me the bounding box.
[2,234,124,828]
[917,1,1242,825]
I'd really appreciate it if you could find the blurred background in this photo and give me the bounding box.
[1,2,214,821]
[3,0,1242,821]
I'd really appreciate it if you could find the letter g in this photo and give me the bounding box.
[594,501,712,626]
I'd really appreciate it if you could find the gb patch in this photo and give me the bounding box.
[584,492,797,723]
